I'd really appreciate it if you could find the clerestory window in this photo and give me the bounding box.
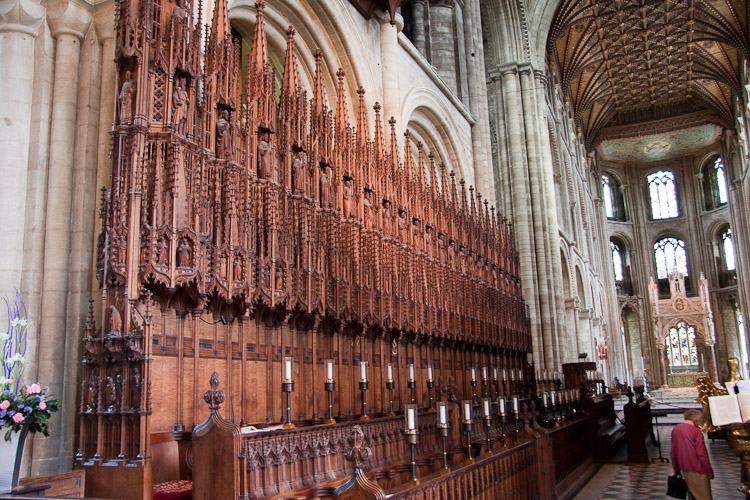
[647,170,679,219]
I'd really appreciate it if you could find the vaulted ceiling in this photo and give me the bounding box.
[548,0,750,151]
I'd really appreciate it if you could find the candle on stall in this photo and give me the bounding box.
[551,391,557,406]
[409,362,415,381]
[284,357,293,381]
[387,363,393,381]
[471,367,476,382]
[493,367,498,382]
[499,398,506,416]
[483,398,490,417]
[482,366,488,382]
[510,369,516,381]
[512,396,519,412]
[407,406,416,430]
[542,392,549,407]
[438,403,447,425]
[427,366,433,382]
[360,361,368,381]
[502,368,508,380]
[325,359,334,381]
[518,369,523,381]
[463,400,472,421]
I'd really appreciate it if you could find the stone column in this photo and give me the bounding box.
[409,0,427,56]
[90,1,116,298]
[499,66,541,366]
[0,0,45,299]
[519,66,557,369]
[429,0,457,94]
[379,12,403,139]
[35,0,91,474]
[463,0,494,205]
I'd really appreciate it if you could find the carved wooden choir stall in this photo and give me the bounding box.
[75,0,595,498]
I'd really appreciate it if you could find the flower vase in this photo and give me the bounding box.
[0,426,28,493]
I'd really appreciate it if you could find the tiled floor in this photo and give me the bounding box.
[573,421,745,500]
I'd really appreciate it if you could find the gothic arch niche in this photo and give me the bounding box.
[575,265,591,357]
[610,235,633,296]
[711,222,737,288]
[560,249,577,357]
[601,171,627,221]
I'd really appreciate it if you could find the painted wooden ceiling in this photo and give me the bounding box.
[548,0,749,150]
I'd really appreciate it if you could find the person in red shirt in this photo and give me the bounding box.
[670,409,714,500]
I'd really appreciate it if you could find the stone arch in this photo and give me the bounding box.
[559,248,571,298]
[401,89,472,185]
[529,0,564,68]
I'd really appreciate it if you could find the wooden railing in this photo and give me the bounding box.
[242,413,438,498]
[387,441,539,500]
[192,375,592,500]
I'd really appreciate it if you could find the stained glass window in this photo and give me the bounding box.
[611,241,624,281]
[602,175,615,219]
[722,228,736,271]
[715,157,728,205]
[654,237,688,279]
[647,170,679,219]
[666,322,698,368]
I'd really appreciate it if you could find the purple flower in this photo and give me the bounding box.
[0,410,5,418]
[23,406,31,414]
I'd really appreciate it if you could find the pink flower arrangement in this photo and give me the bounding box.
[1,292,59,441]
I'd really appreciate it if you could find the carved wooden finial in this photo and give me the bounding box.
[373,102,381,113]
[334,425,386,500]
[204,372,225,410]
[344,425,371,469]
[286,25,295,38]
[254,0,265,10]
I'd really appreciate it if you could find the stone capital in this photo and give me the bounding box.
[47,0,91,40]
[93,0,114,41]
[500,66,518,78]
[0,0,45,37]
[376,9,403,32]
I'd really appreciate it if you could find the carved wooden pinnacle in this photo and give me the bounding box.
[343,425,371,470]
[204,372,225,410]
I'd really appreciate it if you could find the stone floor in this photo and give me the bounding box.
[572,417,745,500]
